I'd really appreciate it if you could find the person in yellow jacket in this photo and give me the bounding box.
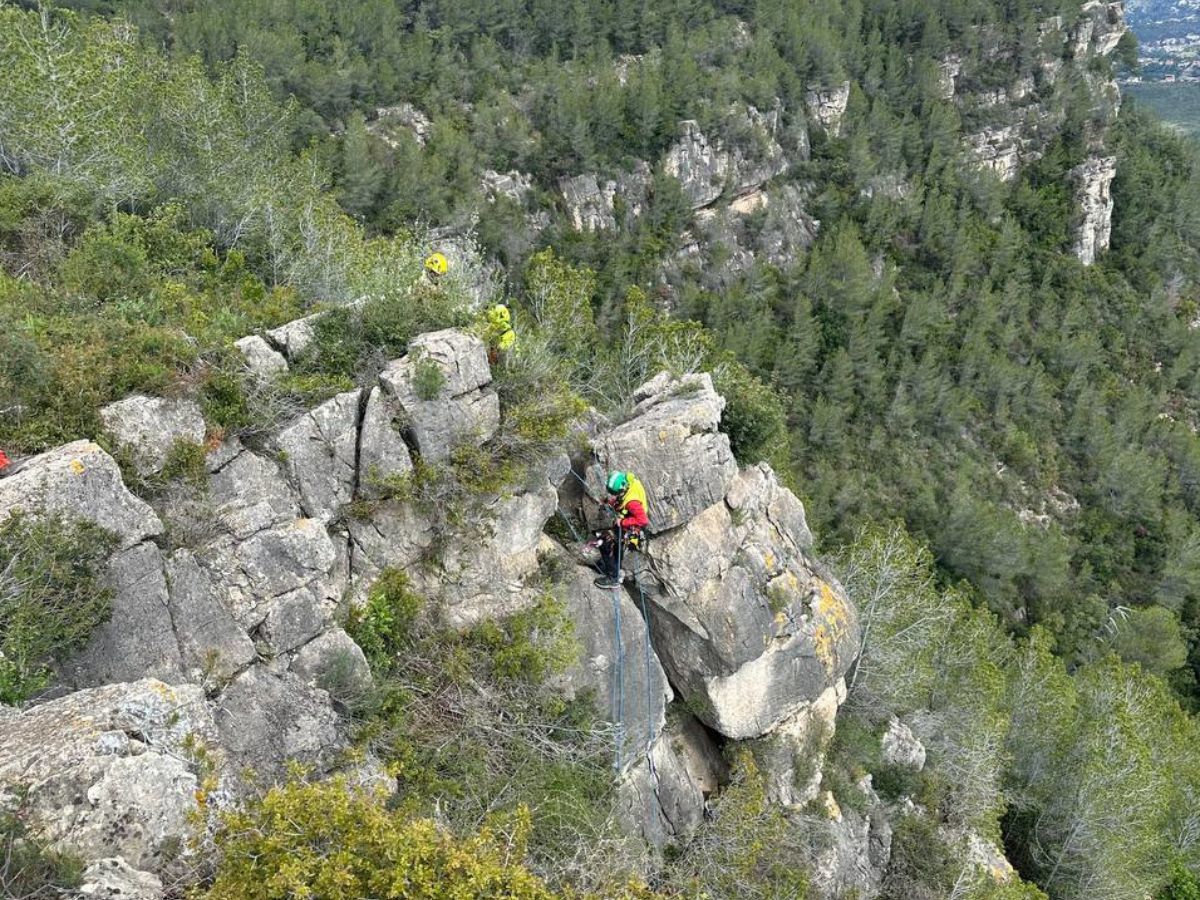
[595,470,649,588]
[482,303,516,364]
[424,252,449,285]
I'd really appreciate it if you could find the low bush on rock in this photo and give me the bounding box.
[0,513,118,704]
[0,805,84,898]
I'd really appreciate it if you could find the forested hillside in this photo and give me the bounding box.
[7,0,1200,898]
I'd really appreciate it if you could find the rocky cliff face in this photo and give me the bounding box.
[954,1,1128,264]
[0,316,864,893]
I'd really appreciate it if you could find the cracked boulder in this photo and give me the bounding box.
[213,666,344,785]
[357,386,414,499]
[164,550,257,684]
[0,441,162,549]
[198,518,343,639]
[378,329,500,463]
[207,449,300,540]
[642,464,856,739]
[0,680,219,878]
[274,389,362,522]
[99,396,206,477]
[591,373,738,533]
[63,543,185,689]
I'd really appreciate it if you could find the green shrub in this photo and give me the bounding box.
[412,355,446,401]
[0,513,118,704]
[1158,864,1200,900]
[0,804,84,898]
[713,360,789,466]
[346,569,425,672]
[659,751,811,899]
[201,777,563,900]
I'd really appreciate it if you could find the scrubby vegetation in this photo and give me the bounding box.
[0,513,117,705]
[200,775,660,900]
[0,803,84,899]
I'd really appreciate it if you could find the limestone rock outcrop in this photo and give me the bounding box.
[274,389,362,522]
[809,776,893,899]
[64,543,184,688]
[0,680,218,876]
[1071,155,1117,266]
[592,372,738,533]
[0,441,162,549]
[663,105,788,211]
[560,173,619,231]
[378,329,500,463]
[558,562,672,769]
[76,857,165,899]
[99,396,205,477]
[881,718,926,771]
[234,334,288,379]
[805,82,851,136]
[213,666,344,783]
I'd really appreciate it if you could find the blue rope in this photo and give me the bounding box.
[612,523,625,772]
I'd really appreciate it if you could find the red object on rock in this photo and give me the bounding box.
[0,450,9,472]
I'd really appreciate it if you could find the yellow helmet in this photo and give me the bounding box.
[424,252,449,276]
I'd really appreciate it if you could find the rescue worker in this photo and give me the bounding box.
[424,251,449,285]
[482,303,516,365]
[595,470,649,588]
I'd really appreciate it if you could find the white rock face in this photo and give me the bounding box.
[965,126,1025,182]
[481,169,535,205]
[0,680,217,875]
[1073,0,1127,57]
[0,441,162,549]
[805,82,851,136]
[369,102,432,147]
[664,120,732,209]
[663,106,787,210]
[275,389,363,522]
[1071,155,1117,266]
[560,173,619,231]
[77,857,164,899]
[592,372,738,533]
[234,335,288,379]
[881,717,927,771]
[99,396,206,477]
[377,329,499,463]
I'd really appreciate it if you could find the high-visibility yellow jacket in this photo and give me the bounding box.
[484,304,516,351]
[606,472,649,531]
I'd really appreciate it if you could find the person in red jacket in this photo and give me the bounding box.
[0,450,9,475]
[595,470,649,588]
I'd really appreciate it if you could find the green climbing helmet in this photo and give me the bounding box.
[606,470,628,495]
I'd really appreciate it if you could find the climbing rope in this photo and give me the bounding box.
[564,461,661,782]
[612,523,625,773]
